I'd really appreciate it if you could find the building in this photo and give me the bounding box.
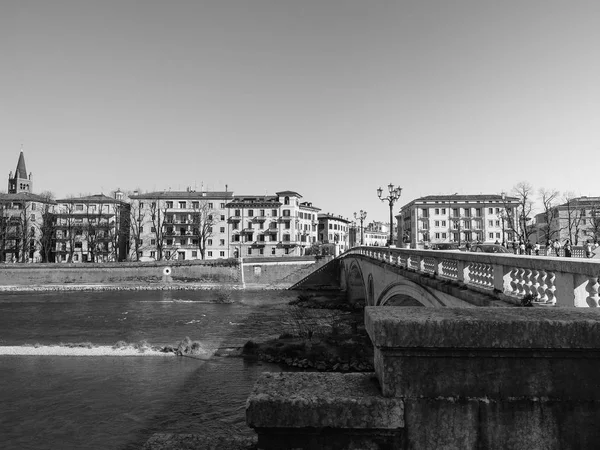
[227,191,320,258]
[1,151,56,262]
[317,213,351,256]
[54,194,130,263]
[397,194,520,248]
[363,221,389,247]
[535,196,600,245]
[129,190,234,261]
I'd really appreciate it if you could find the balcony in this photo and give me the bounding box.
[228,216,242,223]
[252,216,267,222]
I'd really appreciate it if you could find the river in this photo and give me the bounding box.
[0,289,302,449]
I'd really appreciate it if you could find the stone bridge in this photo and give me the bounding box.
[246,247,600,449]
[294,246,600,308]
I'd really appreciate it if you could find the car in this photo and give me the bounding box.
[469,244,512,254]
[430,243,460,251]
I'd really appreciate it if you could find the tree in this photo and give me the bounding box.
[190,201,217,259]
[37,191,56,263]
[563,192,585,245]
[585,201,600,243]
[507,182,535,242]
[127,193,146,261]
[538,188,561,244]
[149,197,170,260]
[57,200,79,263]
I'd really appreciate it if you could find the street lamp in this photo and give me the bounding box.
[354,210,367,246]
[377,183,402,246]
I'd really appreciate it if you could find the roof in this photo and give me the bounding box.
[299,201,321,211]
[0,192,56,204]
[400,194,520,211]
[276,191,303,198]
[317,213,351,224]
[56,194,126,204]
[555,197,600,208]
[130,191,234,200]
[227,195,282,208]
[14,151,28,179]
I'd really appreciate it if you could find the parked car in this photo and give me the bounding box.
[469,244,512,254]
[430,243,460,251]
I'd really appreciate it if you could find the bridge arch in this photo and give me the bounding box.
[345,259,366,306]
[377,280,447,307]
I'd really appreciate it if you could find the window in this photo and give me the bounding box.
[248,248,252,255]
[441,208,446,214]
[464,221,471,230]
[421,208,429,217]
[488,220,494,227]
[283,210,290,217]
[489,208,493,214]
[207,239,213,246]
[441,220,446,227]
[235,209,241,216]
[220,227,225,233]
[232,222,239,230]
[452,221,459,230]
[442,232,447,239]
[220,203,225,208]
[31,203,36,211]
[166,201,173,208]
[208,203,213,208]
[284,196,290,205]
[30,214,35,221]
[422,222,429,229]
[272,209,278,216]
[151,226,156,232]
[260,209,265,217]
[151,239,156,245]
[495,208,500,214]
[150,251,156,258]
[166,239,173,245]
[192,201,199,208]
[179,201,186,208]
[259,248,264,255]
[435,232,440,239]
[464,209,471,218]
[248,210,254,217]
[475,208,481,217]
[220,251,225,257]
[208,251,213,257]
[495,220,500,227]
[434,220,440,227]
[75,204,83,211]
[285,222,291,229]
[452,208,459,218]
[435,208,440,215]
[489,233,494,239]
[192,251,197,257]
[220,215,225,221]
[179,239,186,245]
[220,239,225,246]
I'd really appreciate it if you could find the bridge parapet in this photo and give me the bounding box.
[345,246,600,307]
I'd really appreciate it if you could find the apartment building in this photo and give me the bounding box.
[318,213,351,256]
[227,191,320,257]
[129,190,233,261]
[54,194,130,263]
[535,196,600,245]
[397,194,520,248]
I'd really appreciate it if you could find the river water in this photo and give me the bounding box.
[0,289,302,449]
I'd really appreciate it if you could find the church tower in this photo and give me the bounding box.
[8,149,33,194]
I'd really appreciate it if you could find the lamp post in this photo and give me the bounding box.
[354,210,367,245]
[377,183,402,246]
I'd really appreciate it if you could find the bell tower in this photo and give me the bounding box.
[8,148,32,194]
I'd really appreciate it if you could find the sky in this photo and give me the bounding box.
[2,1,600,223]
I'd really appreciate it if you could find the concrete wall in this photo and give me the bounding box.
[0,257,322,288]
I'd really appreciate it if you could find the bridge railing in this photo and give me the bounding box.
[344,246,600,307]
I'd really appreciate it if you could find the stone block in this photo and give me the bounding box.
[246,372,404,450]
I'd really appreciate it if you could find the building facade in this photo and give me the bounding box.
[397,194,520,248]
[129,190,233,261]
[317,213,351,256]
[54,194,130,263]
[535,196,600,245]
[227,191,320,258]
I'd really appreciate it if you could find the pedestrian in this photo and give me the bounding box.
[526,240,532,255]
[519,240,525,255]
[553,239,561,257]
[534,242,540,256]
[585,240,593,258]
[564,239,572,258]
[465,241,471,251]
[494,239,500,245]
[512,240,518,254]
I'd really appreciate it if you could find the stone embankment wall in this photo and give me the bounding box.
[0,257,322,288]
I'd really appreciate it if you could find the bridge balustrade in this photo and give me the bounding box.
[345,246,600,307]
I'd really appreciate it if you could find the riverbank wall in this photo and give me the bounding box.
[0,256,330,290]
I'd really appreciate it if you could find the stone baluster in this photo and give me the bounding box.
[531,269,541,301]
[523,269,532,297]
[586,276,600,307]
[509,268,519,295]
[545,272,556,305]
[537,270,548,302]
[516,268,525,296]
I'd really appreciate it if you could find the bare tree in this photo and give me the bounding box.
[37,191,56,263]
[585,201,600,243]
[538,188,561,244]
[507,182,535,241]
[127,194,146,261]
[57,200,79,263]
[563,192,585,245]
[190,201,217,259]
[149,198,170,260]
